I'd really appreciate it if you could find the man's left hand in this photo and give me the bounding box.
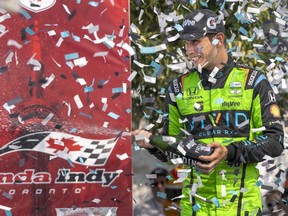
[197,142,228,174]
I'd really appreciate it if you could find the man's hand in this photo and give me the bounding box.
[196,142,228,174]
[131,129,154,149]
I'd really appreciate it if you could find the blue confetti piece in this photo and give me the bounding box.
[84,85,94,93]
[112,87,123,93]
[7,96,23,106]
[239,27,248,36]
[2,192,13,200]
[67,158,75,167]
[192,203,201,211]
[227,46,236,54]
[272,37,278,45]
[110,186,118,189]
[5,211,12,216]
[72,34,80,42]
[251,52,261,60]
[274,178,281,186]
[108,112,120,119]
[154,162,164,167]
[212,38,220,45]
[247,33,256,42]
[151,61,162,77]
[103,41,113,49]
[157,192,167,199]
[215,98,224,105]
[65,52,79,61]
[61,31,70,38]
[126,108,131,113]
[77,0,81,3]
[89,169,96,174]
[166,175,172,181]
[212,197,220,207]
[140,47,156,54]
[19,158,25,167]
[19,9,31,20]
[70,128,78,133]
[275,57,283,61]
[25,27,35,36]
[78,157,84,164]
[80,112,92,120]
[256,181,263,186]
[176,93,183,99]
[199,1,208,7]
[142,111,150,119]
[133,141,140,151]
[228,190,238,195]
[174,24,183,32]
[160,88,165,94]
[88,1,99,7]
[220,1,226,11]
[234,13,243,21]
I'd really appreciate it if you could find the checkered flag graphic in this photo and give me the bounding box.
[0,131,118,166]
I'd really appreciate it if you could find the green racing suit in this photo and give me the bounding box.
[148,57,284,215]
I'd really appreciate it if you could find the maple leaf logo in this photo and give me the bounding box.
[46,137,82,153]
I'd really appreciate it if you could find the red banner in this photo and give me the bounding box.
[0,0,131,215]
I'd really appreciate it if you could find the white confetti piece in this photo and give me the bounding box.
[74,95,83,109]
[144,75,156,84]
[41,73,55,89]
[127,70,137,82]
[55,37,64,47]
[7,39,22,49]
[145,124,154,130]
[0,204,11,211]
[122,42,135,56]
[76,78,87,86]
[93,51,109,57]
[47,30,56,36]
[251,126,266,133]
[103,121,109,128]
[170,158,183,165]
[42,113,54,126]
[116,153,129,160]
[62,4,71,14]
[74,57,88,67]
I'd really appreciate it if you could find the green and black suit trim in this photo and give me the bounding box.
[148,57,284,215]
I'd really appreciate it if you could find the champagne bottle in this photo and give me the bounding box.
[149,135,214,166]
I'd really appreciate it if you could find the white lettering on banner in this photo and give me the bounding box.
[0,169,120,187]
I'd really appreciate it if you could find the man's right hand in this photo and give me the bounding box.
[131,129,154,149]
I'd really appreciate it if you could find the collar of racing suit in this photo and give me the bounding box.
[199,55,235,83]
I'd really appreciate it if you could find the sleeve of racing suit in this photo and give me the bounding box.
[147,78,184,162]
[226,70,284,165]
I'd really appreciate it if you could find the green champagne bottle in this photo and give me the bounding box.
[149,135,214,166]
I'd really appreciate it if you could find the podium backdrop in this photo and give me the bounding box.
[0,0,132,215]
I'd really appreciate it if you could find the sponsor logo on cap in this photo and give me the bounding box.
[207,17,216,29]
[183,19,196,27]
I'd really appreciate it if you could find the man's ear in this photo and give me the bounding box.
[213,33,225,46]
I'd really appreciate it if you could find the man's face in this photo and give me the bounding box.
[184,35,219,71]
[150,175,166,198]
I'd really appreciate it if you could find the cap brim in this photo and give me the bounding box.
[180,33,203,41]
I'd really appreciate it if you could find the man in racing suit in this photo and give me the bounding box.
[132,9,284,215]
